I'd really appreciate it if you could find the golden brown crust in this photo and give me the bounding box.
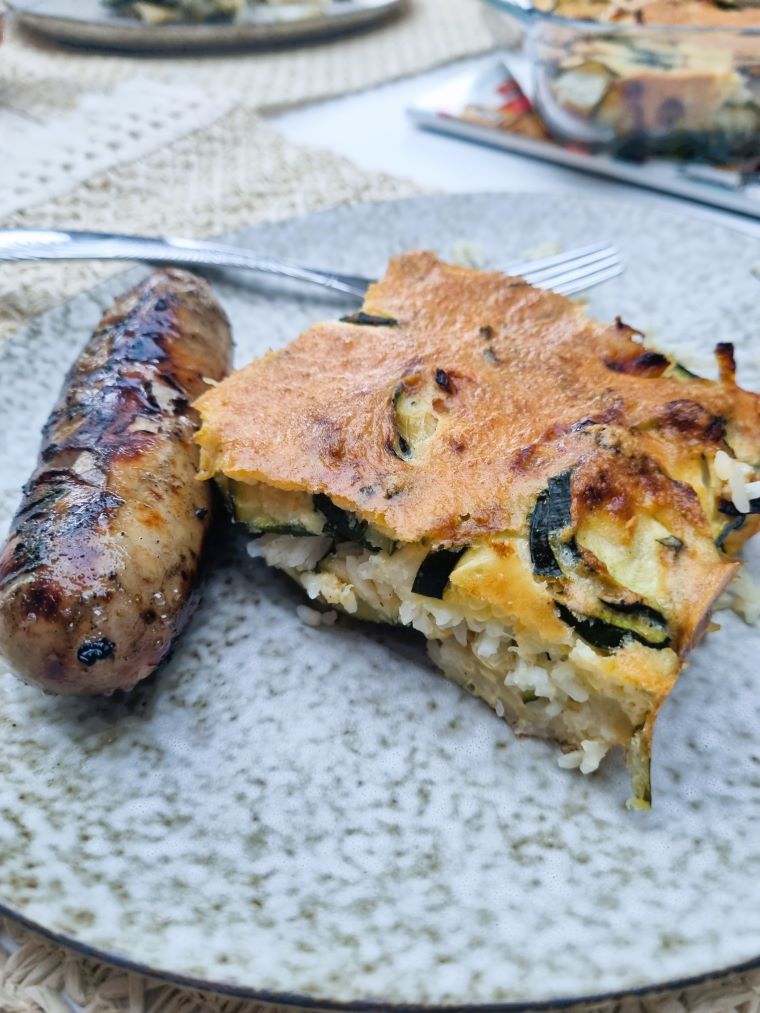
[196,251,760,549]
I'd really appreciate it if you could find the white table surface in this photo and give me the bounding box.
[271,53,760,241]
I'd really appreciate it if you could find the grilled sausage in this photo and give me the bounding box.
[0,268,232,694]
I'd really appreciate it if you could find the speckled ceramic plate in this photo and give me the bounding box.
[2,194,760,1009]
[10,0,403,51]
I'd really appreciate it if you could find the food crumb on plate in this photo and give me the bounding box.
[296,604,338,628]
[557,739,608,774]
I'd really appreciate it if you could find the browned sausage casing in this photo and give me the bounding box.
[0,268,232,694]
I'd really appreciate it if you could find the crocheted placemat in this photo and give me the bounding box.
[0,108,422,342]
[3,0,493,110]
[0,0,491,341]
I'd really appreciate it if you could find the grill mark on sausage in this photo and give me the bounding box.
[0,286,198,597]
[0,487,125,583]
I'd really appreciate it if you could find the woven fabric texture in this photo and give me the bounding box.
[0,109,422,343]
[3,1,492,110]
[0,0,491,342]
[0,77,237,218]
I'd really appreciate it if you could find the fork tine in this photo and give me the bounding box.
[552,261,625,296]
[522,248,620,287]
[503,242,615,278]
[533,253,622,293]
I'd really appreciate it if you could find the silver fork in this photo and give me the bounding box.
[0,230,623,298]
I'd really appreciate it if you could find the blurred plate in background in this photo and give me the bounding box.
[10,0,404,51]
[408,59,760,218]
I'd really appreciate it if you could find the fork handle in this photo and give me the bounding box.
[0,229,373,299]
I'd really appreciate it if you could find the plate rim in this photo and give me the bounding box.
[9,0,406,50]
[1,891,758,1010]
[1,192,759,1008]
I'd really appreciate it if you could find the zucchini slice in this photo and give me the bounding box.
[551,62,614,115]
[313,494,393,553]
[412,547,468,599]
[716,495,760,550]
[556,600,670,651]
[532,472,672,649]
[222,479,324,536]
[597,599,671,647]
[529,471,574,578]
[556,603,630,651]
[657,535,684,552]
[391,376,441,462]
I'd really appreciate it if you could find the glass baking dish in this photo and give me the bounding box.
[482,0,760,164]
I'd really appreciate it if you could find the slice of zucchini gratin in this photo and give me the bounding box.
[195,252,760,807]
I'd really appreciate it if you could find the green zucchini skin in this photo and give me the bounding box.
[529,470,573,577]
[555,602,671,652]
[390,383,413,461]
[412,547,468,599]
[670,363,701,381]
[340,312,399,327]
[657,535,684,552]
[599,599,671,647]
[716,515,746,550]
[244,522,316,536]
[716,497,760,550]
[719,497,760,518]
[312,494,393,553]
[314,493,368,544]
